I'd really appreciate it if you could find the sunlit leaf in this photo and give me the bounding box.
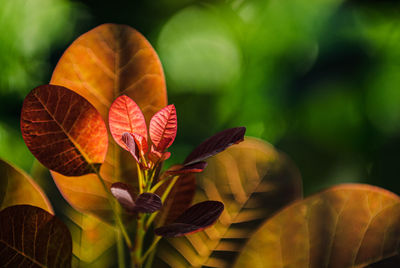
[234,184,400,268]
[21,84,108,176]
[109,95,147,148]
[184,127,246,165]
[0,158,53,213]
[0,205,72,267]
[155,137,302,267]
[155,201,223,237]
[156,172,196,226]
[150,104,177,152]
[49,23,167,221]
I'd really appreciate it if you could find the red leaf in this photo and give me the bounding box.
[154,201,223,237]
[166,161,207,175]
[184,127,246,165]
[109,95,147,149]
[149,104,177,152]
[21,85,108,176]
[148,148,171,163]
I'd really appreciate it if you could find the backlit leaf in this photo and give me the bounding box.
[49,23,167,221]
[184,127,246,165]
[0,205,72,267]
[155,137,302,267]
[156,172,196,226]
[155,201,223,237]
[21,84,108,176]
[150,104,177,152]
[234,184,400,268]
[109,95,147,148]
[0,158,53,213]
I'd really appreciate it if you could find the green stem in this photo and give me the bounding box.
[116,228,126,268]
[144,246,157,268]
[132,216,145,267]
[94,169,133,250]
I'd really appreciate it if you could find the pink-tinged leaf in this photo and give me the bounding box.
[109,95,147,149]
[133,193,162,213]
[21,85,108,176]
[149,104,177,152]
[121,133,140,163]
[154,201,223,237]
[132,133,148,154]
[166,161,207,175]
[0,205,72,267]
[110,182,136,212]
[184,127,246,165]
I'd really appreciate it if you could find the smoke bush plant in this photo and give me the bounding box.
[1,24,400,268]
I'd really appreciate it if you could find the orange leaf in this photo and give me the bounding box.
[109,95,147,148]
[155,137,302,267]
[21,85,108,176]
[234,184,400,268]
[49,23,167,221]
[0,158,53,213]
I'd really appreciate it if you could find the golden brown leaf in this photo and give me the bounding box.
[0,158,53,213]
[234,184,400,268]
[50,23,167,221]
[155,137,302,267]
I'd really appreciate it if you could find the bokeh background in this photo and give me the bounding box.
[1,0,400,212]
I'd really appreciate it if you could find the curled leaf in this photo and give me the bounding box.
[0,205,72,267]
[109,95,147,149]
[134,192,162,213]
[184,127,246,165]
[234,184,400,268]
[21,84,108,176]
[121,132,140,163]
[155,201,224,237]
[150,104,177,152]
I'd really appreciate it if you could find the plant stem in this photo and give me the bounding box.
[132,216,145,267]
[116,229,126,268]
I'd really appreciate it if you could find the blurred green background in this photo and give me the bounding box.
[1,0,400,202]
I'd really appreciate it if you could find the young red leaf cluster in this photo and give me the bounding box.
[108,95,245,237]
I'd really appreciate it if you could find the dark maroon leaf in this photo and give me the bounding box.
[184,127,246,165]
[154,201,224,237]
[110,182,136,212]
[121,132,140,163]
[133,193,162,213]
[0,205,72,267]
[166,161,207,175]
